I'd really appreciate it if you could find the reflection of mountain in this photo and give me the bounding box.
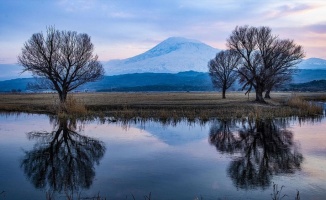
[209,119,303,189]
[21,118,106,195]
[135,121,208,145]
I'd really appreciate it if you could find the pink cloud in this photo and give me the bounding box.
[273,26,326,59]
[307,23,326,34]
[265,3,318,19]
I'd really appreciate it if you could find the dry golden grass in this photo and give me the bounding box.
[0,91,325,119]
[287,94,324,116]
[55,95,88,118]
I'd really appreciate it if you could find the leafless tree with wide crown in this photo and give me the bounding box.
[18,26,104,104]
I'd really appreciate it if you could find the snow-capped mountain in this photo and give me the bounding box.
[103,37,220,75]
[298,58,326,69]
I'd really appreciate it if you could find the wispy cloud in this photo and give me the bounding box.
[109,11,135,19]
[57,0,96,12]
[306,23,326,34]
[264,3,318,19]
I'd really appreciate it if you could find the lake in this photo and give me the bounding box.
[0,113,325,200]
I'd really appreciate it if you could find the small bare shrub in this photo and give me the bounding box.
[270,183,287,200]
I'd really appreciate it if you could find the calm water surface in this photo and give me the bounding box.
[0,113,325,200]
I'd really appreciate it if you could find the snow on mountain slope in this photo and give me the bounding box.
[298,58,326,69]
[0,64,32,81]
[103,37,219,75]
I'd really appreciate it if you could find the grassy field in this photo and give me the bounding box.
[0,91,325,120]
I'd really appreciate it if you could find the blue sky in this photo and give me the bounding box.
[0,0,326,64]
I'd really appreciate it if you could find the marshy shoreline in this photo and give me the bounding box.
[0,92,325,120]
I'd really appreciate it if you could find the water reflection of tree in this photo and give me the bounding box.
[209,119,303,189]
[21,118,106,195]
[209,120,239,154]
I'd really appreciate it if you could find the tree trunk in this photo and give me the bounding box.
[264,89,271,99]
[58,91,68,113]
[59,91,68,104]
[255,86,265,103]
[222,87,226,99]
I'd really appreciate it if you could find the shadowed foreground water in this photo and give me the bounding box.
[0,113,325,199]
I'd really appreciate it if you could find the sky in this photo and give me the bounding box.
[0,0,326,64]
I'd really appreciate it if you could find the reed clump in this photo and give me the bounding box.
[56,95,88,118]
[287,94,324,116]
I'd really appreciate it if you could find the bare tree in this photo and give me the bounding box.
[18,27,104,104]
[227,26,304,102]
[208,50,240,99]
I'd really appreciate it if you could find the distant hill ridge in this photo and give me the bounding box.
[1,70,326,92]
[287,80,326,92]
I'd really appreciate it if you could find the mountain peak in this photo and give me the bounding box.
[141,37,209,60]
[104,37,219,75]
[160,37,202,45]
